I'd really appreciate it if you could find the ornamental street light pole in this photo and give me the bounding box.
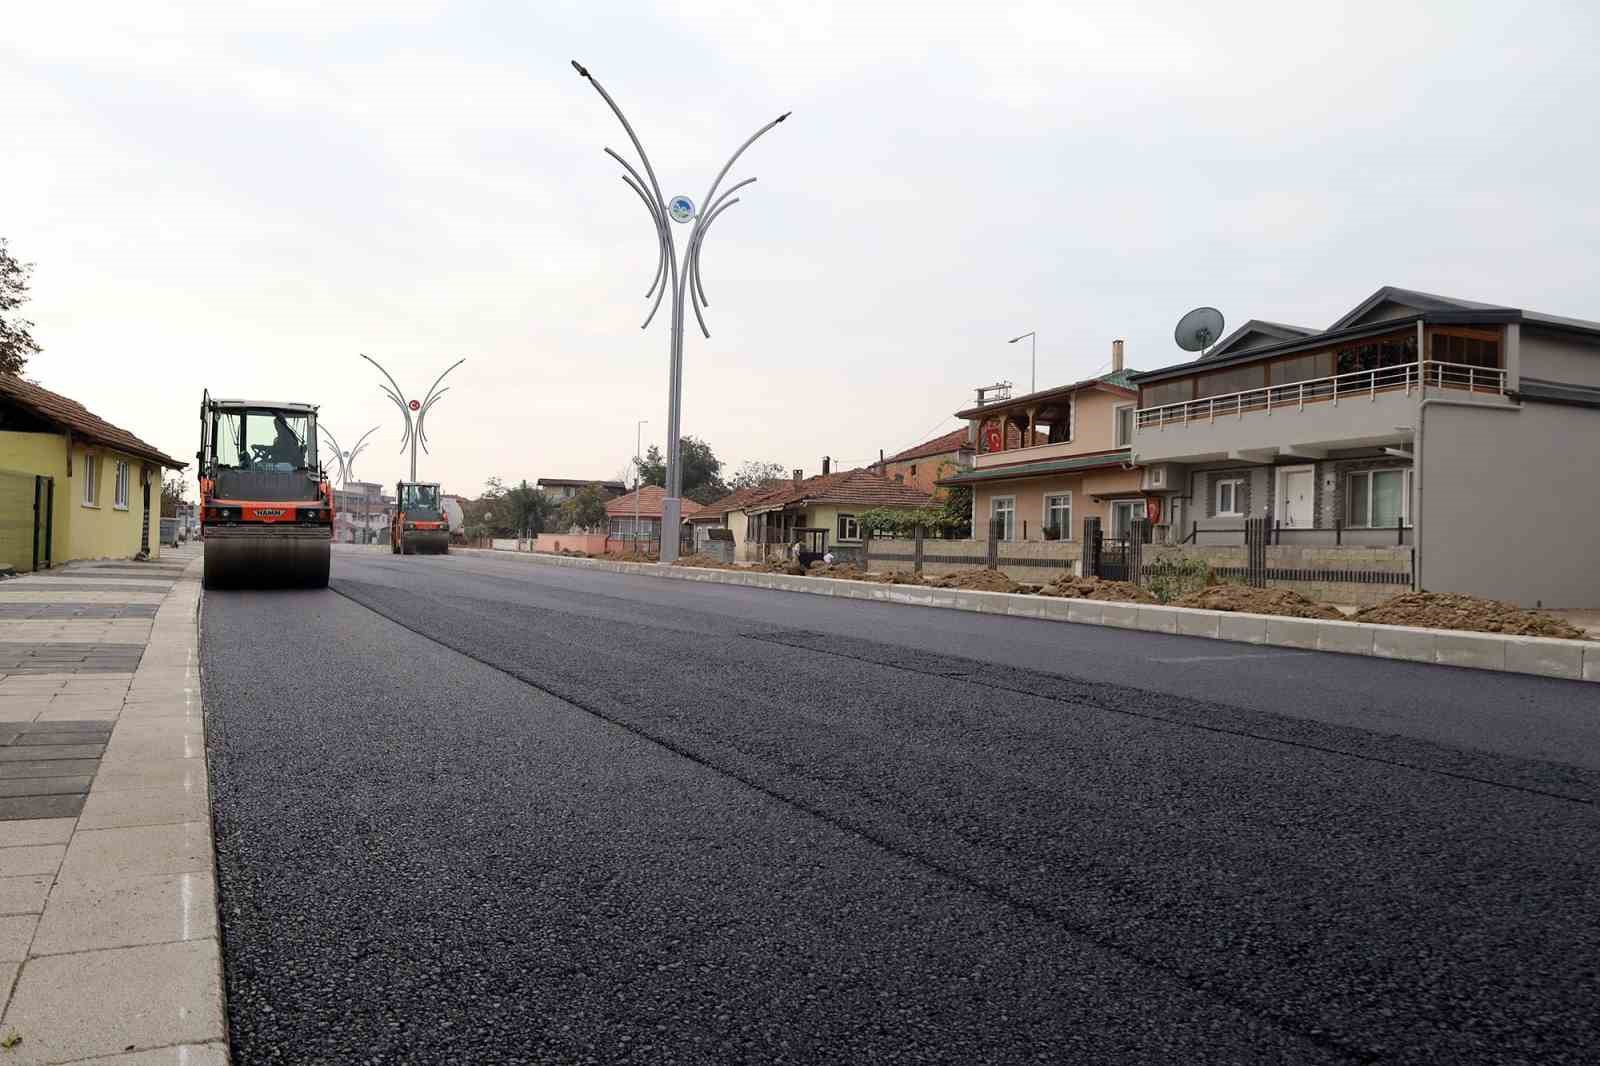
[1009,331,1037,394]
[361,354,465,482]
[318,425,379,543]
[572,59,788,564]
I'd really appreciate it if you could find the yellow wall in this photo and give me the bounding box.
[0,430,165,566]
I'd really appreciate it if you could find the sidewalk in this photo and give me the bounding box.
[0,547,226,1065]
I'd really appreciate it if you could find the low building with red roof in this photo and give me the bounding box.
[603,486,703,551]
[1,374,186,570]
[724,467,935,561]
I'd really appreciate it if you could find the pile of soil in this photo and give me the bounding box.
[1175,584,1343,619]
[673,553,736,570]
[612,550,659,563]
[1352,592,1587,639]
[922,568,1024,594]
[805,563,885,582]
[1038,576,1157,603]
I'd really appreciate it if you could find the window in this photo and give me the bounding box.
[211,408,314,470]
[1269,352,1334,385]
[1111,499,1148,540]
[1347,469,1411,527]
[989,496,1016,542]
[1141,379,1194,408]
[1113,405,1134,448]
[837,513,860,542]
[1430,329,1500,369]
[908,464,917,477]
[1043,493,1072,539]
[1195,364,1265,399]
[83,453,101,506]
[114,460,130,509]
[1215,478,1244,516]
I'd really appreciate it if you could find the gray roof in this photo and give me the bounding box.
[1202,319,1318,362]
[1326,286,1505,331]
[1511,377,1600,409]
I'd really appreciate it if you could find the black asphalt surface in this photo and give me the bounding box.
[202,547,1600,1065]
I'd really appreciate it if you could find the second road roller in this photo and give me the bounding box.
[391,481,450,554]
[197,391,333,589]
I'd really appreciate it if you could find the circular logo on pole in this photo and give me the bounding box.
[408,400,421,411]
[668,196,695,224]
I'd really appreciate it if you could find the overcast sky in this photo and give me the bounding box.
[5,1,1596,496]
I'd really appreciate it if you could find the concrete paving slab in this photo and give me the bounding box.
[0,845,64,878]
[0,820,76,848]
[0,914,37,961]
[78,788,207,831]
[1,939,224,1064]
[56,1044,229,1066]
[0,777,91,798]
[91,759,208,794]
[33,871,215,956]
[0,796,86,821]
[57,823,211,886]
[0,877,52,917]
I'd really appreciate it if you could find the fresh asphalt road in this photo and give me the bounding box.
[201,546,1600,1065]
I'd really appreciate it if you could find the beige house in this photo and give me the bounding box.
[939,344,1145,543]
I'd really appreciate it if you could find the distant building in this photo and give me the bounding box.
[333,480,392,544]
[537,478,627,501]
[876,428,975,499]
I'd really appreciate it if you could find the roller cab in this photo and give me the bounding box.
[391,481,449,555]
[197,392,333,589]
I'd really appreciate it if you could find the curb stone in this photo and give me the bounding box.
[456,548,1600,684]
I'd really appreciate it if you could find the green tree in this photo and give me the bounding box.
[728,459,787,492]
[634,436,727,503]
[557,486,609,531]
[160,475,187,518]
[466,477,554,537]
[0,238,42,376]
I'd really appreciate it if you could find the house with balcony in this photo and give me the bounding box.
[1129,285,1600,606]
[937,342,1146,543]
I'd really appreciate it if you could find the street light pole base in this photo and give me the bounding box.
[660,495,682,563]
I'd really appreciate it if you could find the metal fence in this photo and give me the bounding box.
[0,470,54,573]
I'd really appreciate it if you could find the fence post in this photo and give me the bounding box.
[913,524,924,575]
[1188,519,1197,545]
[1335,517,1342,546]
[987,518,1000,571]
[862,526,873,571]
[1245,516,1267,588]
[32,476,43,573]
[1397,515,1404,545]
[1129,518,1148,585]
[44,479,53,568]
[1082,516,1102,577]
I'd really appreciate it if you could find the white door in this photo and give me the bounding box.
[1278,467,1314,527]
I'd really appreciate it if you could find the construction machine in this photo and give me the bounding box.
[197,392,333,589]
[391,481,450,554]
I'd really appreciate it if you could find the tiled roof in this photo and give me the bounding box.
[0,374,186,468]
[604,485,704,519]
[687,482,787,521]
[748,468,935,512]
[883,427,970,465]
[938,449,1132,485]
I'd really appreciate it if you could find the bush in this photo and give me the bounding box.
[1145,558,1215,603]
[1041,523,1061,541]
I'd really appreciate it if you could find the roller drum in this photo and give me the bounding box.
[203,528,331,589]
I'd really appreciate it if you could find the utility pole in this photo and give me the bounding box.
[634,419,648,550]
[572,60,788,563]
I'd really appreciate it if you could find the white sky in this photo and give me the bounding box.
[5,1,1596,496]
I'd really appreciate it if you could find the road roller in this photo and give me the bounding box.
[197,391,333,589]
[391,481,450,555]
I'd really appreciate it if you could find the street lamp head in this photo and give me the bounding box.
[776,111,792,123]
[571,60,590,78]
[1009,331,1035,344]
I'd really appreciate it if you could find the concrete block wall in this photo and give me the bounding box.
[867,538,1081,583]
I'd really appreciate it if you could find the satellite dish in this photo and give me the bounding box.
[1174,307,1226,354]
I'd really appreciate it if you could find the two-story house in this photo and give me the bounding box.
[1129,286,1600,607]
[938,342,1144,542]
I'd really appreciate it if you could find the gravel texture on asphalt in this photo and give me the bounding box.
[201,550,1600,1064]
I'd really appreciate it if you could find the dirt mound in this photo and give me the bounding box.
[1175,584,1343,619]
[923,568,1023,594]
[1038,576,1157,603]
[1352,592,1587,639]
[673,553,735,570]
[612,550,659,563]
[806,563,887,582]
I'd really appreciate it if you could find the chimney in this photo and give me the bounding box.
[822,456,831,476]
[1112,339,1125,372]
[793,468,803,484]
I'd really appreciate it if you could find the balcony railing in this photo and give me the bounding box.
[1136,360,1506,430]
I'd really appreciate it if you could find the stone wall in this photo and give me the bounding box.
[866,537,1082,583]
[1145,544,1413,607]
